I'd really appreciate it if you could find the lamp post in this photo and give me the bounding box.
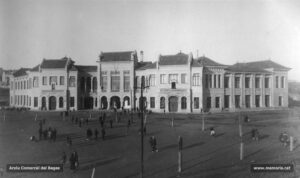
[138,76,149,178]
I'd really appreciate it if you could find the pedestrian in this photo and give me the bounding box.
[39,120,43,129]
[53,128,57,142]
[71,116,74,123]
[143,126,147,135]
[86,117,89,125]
[61,151,67,165]
[100,119,104,128]
[69,152,75,171]
[86,128,92,140]
[210,127,216,136]
[127,119,131,135]
[109,119,113,128]
[79,119,82,128]
[152,136,158,152]
[99,116,102,124]
[67,136,72,146]
[74,151,79,170]
[48,127,52,141]
[244,115,250,123]
[94,129,99,140]
[38,127,43,140]
[75,117,78,124]
[251,128,256,140]
[43,130,47,140]
[101,127,106,140]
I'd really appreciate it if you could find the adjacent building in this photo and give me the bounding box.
[9,51,291,112]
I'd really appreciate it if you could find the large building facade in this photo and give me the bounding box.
[9,51,290,113]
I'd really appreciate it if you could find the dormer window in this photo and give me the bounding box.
[171,82,176,89]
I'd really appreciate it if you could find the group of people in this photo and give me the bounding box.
[36,120,57,142]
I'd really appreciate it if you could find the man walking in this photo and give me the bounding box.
[94,129,99,140]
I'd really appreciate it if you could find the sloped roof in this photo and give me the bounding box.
[30,64,40,72]
[159,53,189,65]
[226,60,290,73]
[75,65,97,72]
[100,51,135,62]
[226,63,270,73]
[136,62,157,70]
[195,56,226,67]
[40,58,68,69]
[243,60,290,71]
[13,68,30,77]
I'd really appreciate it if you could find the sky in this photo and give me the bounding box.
[1,0,300,81]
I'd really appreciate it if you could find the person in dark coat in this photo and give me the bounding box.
[75,117,78,124]
[151,136,158,152]
[67,136,72,146]
[69,152,75,170]
[100,119,104,128]
[86,128,92,140]
[101,128,106,140]
[74,151,79,170]
[79,119,82,128]
[61,151,66,165]
[94,129,99,140]
[109,119,113,128]
[53,128,57,142]
[38,127,43,140]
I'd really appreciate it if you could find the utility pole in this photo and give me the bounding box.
[140,76,145,178]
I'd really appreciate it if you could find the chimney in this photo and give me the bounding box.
[140,51,144,62]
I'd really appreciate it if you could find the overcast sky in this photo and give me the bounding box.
[1,0,300,81]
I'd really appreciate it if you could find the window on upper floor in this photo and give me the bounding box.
[265,78,269,88]
[169,74,178,83]
[224,76,230,88]
[245,77,250,88]
[160,74,167,84]
[69,76,76,87]
[281,76,285,88]
[192,73,200,86]
[181,73,187,84]
[235,76,240,88]
[149,74,155,86]
[255,77,260,88]
[276,76,279,88]
[60,76,64,85]
[42,76,47,85]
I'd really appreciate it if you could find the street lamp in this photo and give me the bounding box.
[136,76,149,178]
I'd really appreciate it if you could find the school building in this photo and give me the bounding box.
[9,51,290,113]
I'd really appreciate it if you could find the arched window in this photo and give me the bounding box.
[181,97,187,109]
[160,97,165,109]
[59,97,64,108]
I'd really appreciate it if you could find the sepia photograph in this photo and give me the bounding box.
[0,0,300,177]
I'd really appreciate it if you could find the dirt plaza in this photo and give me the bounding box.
[0,108,300,178]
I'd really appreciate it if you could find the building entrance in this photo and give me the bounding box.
[169,96,178,112]
[49,96,56,110]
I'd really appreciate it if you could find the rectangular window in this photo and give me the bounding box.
[29,78,32,89]
[124,76,130,92]
[213,75,216,88]
[29,97,31,106]
[160,97,165,109]
[235,95,240,108]
[42,76,47,85]
[70,97,75,107]
[10,82,13,90]
[281,76,285,88]
[60,76,64,85]
[265,78,269,88]
[34,97,38,107]
[215,97,220,108]
[69,76,76,87]
[224,76,230,88]
[265,95,270,107]
[169,74,178,83]
[279,96,283,106]
[255,95,260,107]
[149,74,155,86]
[255,77,260,88]
[33,77,39,87]
[160,74,167,84]
[193,73,200,86]
[181,73,187,84]
[235,77,240,88]
[101,76,107,92]
[225,95,230,108]
[245,95,251,108]
[276,76,279,88]
[207,97,211,108]
[111,76,120,92]
[245,77,250,88]
[218,75,221,88]
[49,76,57,85]
[150,97,155,108]
[194,97,199,109]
